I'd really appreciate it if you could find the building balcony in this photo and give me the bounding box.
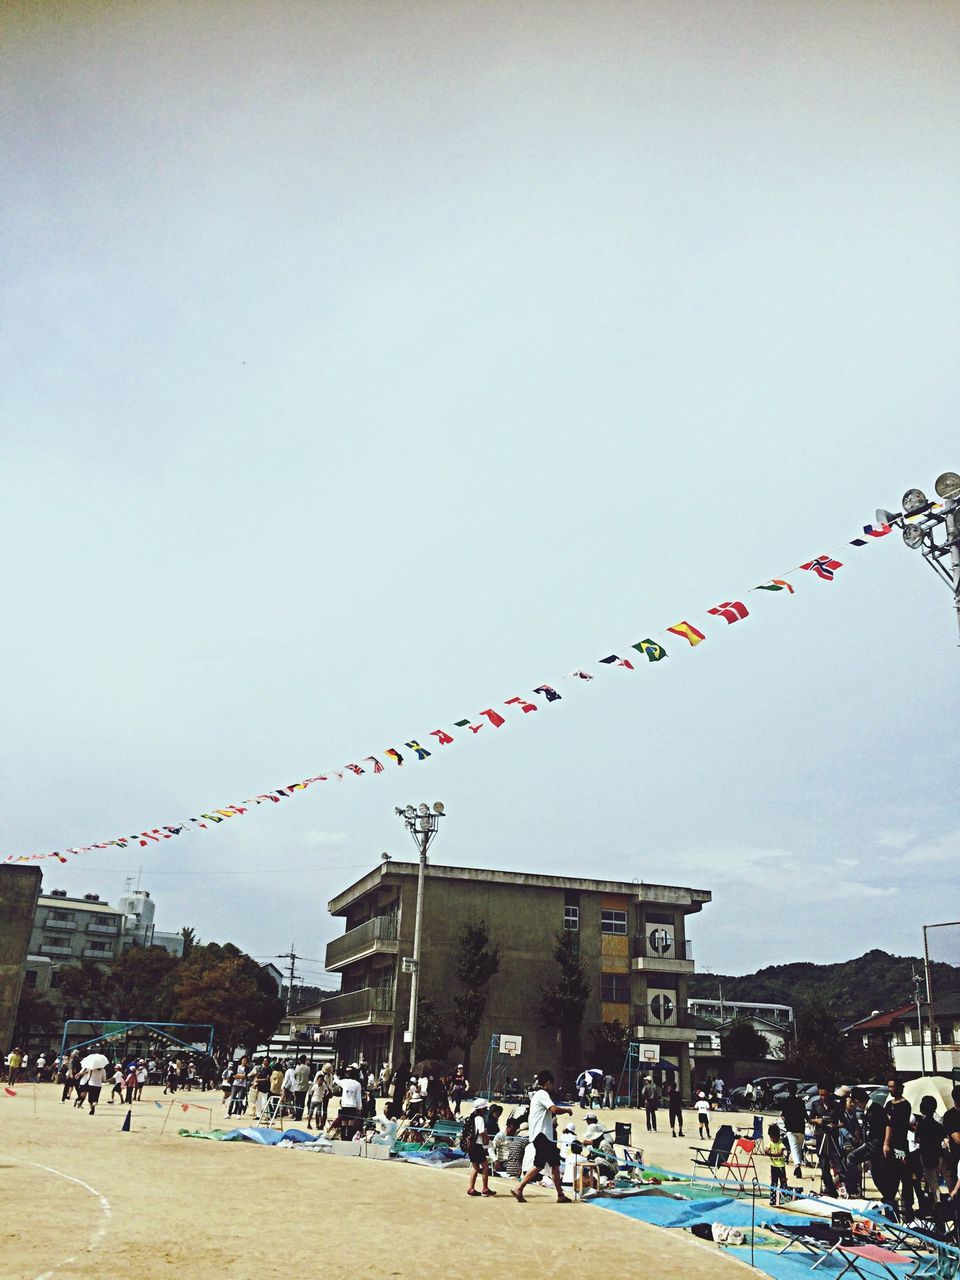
[633,1004,696,1043]
[39,942,74,956]
[86,922,119,934]
[82,947,117,959]
[316,986,396,1031]
[325,915,399,972]
[632,935,694,973]
[43,918,76,931]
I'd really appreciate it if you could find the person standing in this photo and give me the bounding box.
[337,1066,364,1139]
[667,1082,684,1137]
[695,1091,711,1139]
[450,1064,469,1117]
[464,1100,496,1197]
[914,1095,946,1211]
[387,1059,410,1121]
[135,1061,147,1100]
[511,1070,573,1204]
[642,1078,659,1132]
[941,1086,960,1193]
[6,1048,22,1085]
[292,1056,310,1122]
[781,1083,808,1180]
[809,1084,841,1197]
[603,1072,615,1110]
[763,1123,789,1206]
[883,1077,914,1217]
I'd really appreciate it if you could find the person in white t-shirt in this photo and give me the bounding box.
[512,1070,573,1204]
[465,1099,496,1197]
[695,1092,712,1139]
[336,1067,364,1139]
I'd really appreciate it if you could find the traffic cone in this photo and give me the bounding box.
[121,1109,132,1132]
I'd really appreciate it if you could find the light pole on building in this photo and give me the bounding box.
[877,471,960,641]
[395,802,445,1067]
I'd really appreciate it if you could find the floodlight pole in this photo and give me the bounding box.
[396,805,445,1067]
[880,473,960,643]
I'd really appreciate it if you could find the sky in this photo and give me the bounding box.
[2,0,958,990]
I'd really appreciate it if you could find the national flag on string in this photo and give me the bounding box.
[430,729,454,743]
[345,763,365,775]
[600,655,635,669]
[533,685,561,701]
[707,600,749,624]
[405,740,431,760]
[801,555,843,581]
[667,622,705,646]
[505,696,538,712]
[632,638,667,662]
[863,523,891,537]
[568,670,594,680]
[364,757,384,773]
[756,579,795,593]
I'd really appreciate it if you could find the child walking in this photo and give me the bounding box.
[694,1092,711,1139]
[764,1123,789,1205]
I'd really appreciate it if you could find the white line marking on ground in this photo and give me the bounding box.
[6,1158,113,1280]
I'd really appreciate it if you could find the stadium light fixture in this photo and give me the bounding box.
[881,473,960,641]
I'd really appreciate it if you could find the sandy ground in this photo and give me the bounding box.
[0,1086,760,1280]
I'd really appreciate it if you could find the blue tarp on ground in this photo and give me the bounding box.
[590,1195,735,1228]
[219,1127,318,1145]
[726,1245,914,1280]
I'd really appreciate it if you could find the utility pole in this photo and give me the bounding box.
[395,803,446,1067]
[276,945,298,1016]
[912,968,927,1075]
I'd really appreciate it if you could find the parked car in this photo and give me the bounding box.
[730,1076,801,1108]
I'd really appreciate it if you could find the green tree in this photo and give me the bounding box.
[58,959,116,1020]
[452,920,500,1072]
[109,945,179,1021]
[591,1018,630,1075]
[171,942,282,1053]
[180,926,198,958]
[14,986,56,1045]
[789,999,847,1082]
[416,999,453,1061]
[540,931,590,1068]
[720,1019,770,1061]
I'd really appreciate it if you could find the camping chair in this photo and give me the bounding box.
[718,1138,760,1194]
[766,1221,848,1267]
[690,1124,736,1185]
[830,1242,920,1280]
[737,1115,763,1142]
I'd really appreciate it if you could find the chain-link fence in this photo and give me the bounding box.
[923,921,960,1073]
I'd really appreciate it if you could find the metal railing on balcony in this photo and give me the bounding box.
[319,985,396,1023]
[632,933,694,961]
[43,918,77,930]
[86,921,120,934]
[325,914,399,969]
[39,942,74,955]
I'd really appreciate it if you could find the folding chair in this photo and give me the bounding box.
[766,1221,846,1268]
[690,1124,736,1186]
[718,1138,760,1194]
[831,1242,918,1280]
[737,1115,763,1142]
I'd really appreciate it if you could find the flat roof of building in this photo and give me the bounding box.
[37,894,123,915]
[328,860,711,916]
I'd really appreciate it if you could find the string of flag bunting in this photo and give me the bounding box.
[3,518,903,866]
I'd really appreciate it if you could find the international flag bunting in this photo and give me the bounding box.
[801,555,843,581]
[708,601,749,624]
[667,622,706,646]
[4,512,892,866]
[632,638,667,662]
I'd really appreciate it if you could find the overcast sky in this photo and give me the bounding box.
[3,0,958,990]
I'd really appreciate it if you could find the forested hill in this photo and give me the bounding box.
[688,949,960,1024]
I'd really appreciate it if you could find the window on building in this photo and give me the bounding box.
[600,973,629,1003]
[86,940,111,952]
[24,970,37,988]
[43,935,67,947]
[93,915,115,927]
[50,971,62,989]
[49,910,69,921]
[563,905,579,931]
[600,909,627,935]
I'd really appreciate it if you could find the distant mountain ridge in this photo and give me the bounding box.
[688,949,960,1024]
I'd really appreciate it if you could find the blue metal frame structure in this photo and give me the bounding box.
[59,1020,215,1060]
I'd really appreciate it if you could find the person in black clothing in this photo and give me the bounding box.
[846,1087,886,1198]
[941,1087,960,1194]
[667,1083,684,1137]
[914,1095,946,1211]
[884,1077,914,1218]
[386,1059,410,1121]
[808,1083,842,1196]
[781,1083,807,1180]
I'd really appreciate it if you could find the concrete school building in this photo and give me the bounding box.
[316,860,711,1097]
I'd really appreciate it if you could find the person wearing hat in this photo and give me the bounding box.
[451,1063,470,1117]
[465,1100,496,1197]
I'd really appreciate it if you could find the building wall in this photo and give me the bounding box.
[0,867,42,1052]
[325,863,706,1095]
